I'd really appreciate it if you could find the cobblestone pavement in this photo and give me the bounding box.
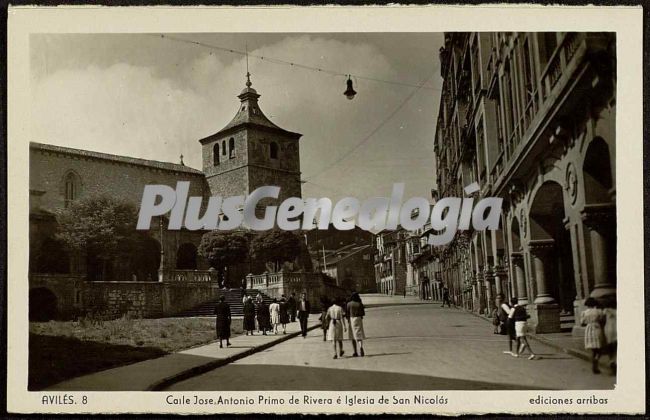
[167,303,616,390]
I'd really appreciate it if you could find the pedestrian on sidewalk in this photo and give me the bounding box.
[269,298,281,335]
[287,293,297,322]
[297,292,311,338]
[495,294,516,355]
[441,286,451,307]
[242,293,248,305]
[318,296,331,341]
[279,297,289,334]
[580,298,606,374]
[214,295,231,348]
[243,296,256,336]
[602,303,617,373]
[346,292,366,357]
[256,299,271,336]
[326,297,347,359]
[510,298,536,360]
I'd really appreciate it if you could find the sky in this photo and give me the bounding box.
[31,33,443,203]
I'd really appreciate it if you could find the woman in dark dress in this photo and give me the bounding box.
[279,297,289,334]
[318,296,331,341]
[214,295,231,348]
[256,299,271,335]
[243,296,256,336]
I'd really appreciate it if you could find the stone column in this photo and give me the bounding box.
[528,239,560,333]
[510,253,528,304]
[471,276,478,311]
[582,204,616,302]
[475,269,485,313]
[529,239,556,304]
[493,266,503,296]
[484,268,495,315]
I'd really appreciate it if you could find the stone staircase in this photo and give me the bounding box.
[560,310,575,332]
[174,288,274,317]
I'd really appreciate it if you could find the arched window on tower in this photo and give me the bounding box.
[229,138,235,159]
[213,143,220,166]
[63,171,80,208]
[270,142,279,160]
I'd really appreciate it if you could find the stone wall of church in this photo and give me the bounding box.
[205,167,250,198]
[30,145,206,213]
[201,130,249,180]
[248,166,302,202]
[247,131,300,174]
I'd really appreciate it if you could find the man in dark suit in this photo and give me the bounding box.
[287,292,297,322]
[297,292,311,337]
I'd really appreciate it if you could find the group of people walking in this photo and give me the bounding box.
[493,293,617,374]
[493,294,537,360]
[213,292,313,348]
[241,292,310,337]
[319,292,367,359]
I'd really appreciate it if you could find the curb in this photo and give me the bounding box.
[147,323,322,391]
[364,300,441,309]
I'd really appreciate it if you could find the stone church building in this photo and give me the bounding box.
[29,75,303,320]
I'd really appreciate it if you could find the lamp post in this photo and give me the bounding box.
[158,216,165,282]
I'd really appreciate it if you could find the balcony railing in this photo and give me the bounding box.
[165,270,216,282]
[540,32,583,101]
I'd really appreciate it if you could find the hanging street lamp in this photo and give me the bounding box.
[343,75,357,100]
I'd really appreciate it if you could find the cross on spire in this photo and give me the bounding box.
[245,42,252,87]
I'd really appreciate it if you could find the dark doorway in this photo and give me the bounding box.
[29,288,58,321]
[131,236,161,281]
[176,243,198,270]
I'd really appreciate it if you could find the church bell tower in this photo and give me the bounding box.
[200,73,302,202]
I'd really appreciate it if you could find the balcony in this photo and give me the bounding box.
[492,32,610,194]
[539,32,586,102]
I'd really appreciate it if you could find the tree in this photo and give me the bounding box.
[198,231,250,287]
[250,230,302,272]
[55,195,149,280]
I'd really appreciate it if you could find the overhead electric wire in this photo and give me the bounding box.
[151,33,439,183]
[152,33,440,91]
[303,70,437,181]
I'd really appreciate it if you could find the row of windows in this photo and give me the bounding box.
[213,138,236,165]
[212,139,279,166]
[437,33,564,194]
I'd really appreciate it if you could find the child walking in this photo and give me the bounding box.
[581,298,606,374]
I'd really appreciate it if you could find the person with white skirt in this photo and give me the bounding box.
[269,298,281,334]
[346,292,366,357]
[326,297,347,359]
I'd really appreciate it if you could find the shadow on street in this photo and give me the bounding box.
[168,363,552,391]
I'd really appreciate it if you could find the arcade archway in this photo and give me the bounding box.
[529,181,576,312]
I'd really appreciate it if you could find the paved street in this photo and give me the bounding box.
[167,303,615,390]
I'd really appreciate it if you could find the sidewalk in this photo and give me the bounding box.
[463,307,604,367]
[46,319,320,391]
